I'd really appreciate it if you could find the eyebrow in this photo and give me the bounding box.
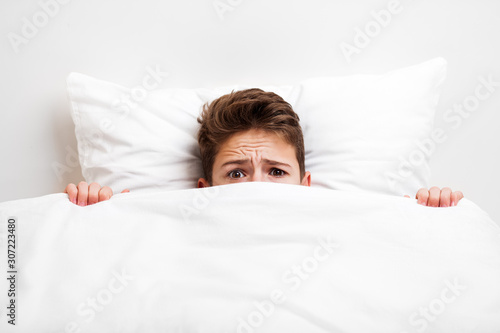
[221,158,292,169]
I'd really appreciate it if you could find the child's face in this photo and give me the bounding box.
[197,128,311,188]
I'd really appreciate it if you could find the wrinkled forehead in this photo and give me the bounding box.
[214,129,299,166]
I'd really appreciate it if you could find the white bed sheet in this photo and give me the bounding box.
[0,182,499,333]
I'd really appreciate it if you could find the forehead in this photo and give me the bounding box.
[214,129,297,163]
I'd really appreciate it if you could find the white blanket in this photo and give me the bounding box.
[1,182,499,333]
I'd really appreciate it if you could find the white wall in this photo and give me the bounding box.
[1,0,499,223]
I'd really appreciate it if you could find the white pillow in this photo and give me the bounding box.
[66,58,446,196]
[66,74,298,192]
[296,58,447,195]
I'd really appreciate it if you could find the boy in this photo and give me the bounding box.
[65,89,464,207]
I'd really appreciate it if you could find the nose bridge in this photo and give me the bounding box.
[249,153,264,182]
[250,168,265,182]
[246,149,266,182]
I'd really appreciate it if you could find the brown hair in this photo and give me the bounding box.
[197,88,305,184]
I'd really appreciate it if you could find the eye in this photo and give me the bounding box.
[228,169,245,179]
[270,168,287,177]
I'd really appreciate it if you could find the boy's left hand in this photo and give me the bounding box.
[404,187,464,207]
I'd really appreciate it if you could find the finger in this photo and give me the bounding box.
[121,189,130,193]
[451,191,464,206]
[98,186,113,202]
[428,186,441,207]
[415,188,429,206]
[77,181,88,207]
[88,182,101,205]
[64,183,78,204]
[439,187,452,207]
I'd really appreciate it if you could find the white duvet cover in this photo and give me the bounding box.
[1,182,499,333]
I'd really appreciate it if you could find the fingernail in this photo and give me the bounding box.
[451,200,455,206]
[78,202,85,207]
[71,198,76,204]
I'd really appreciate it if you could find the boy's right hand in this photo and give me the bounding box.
[64,182,130,206]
